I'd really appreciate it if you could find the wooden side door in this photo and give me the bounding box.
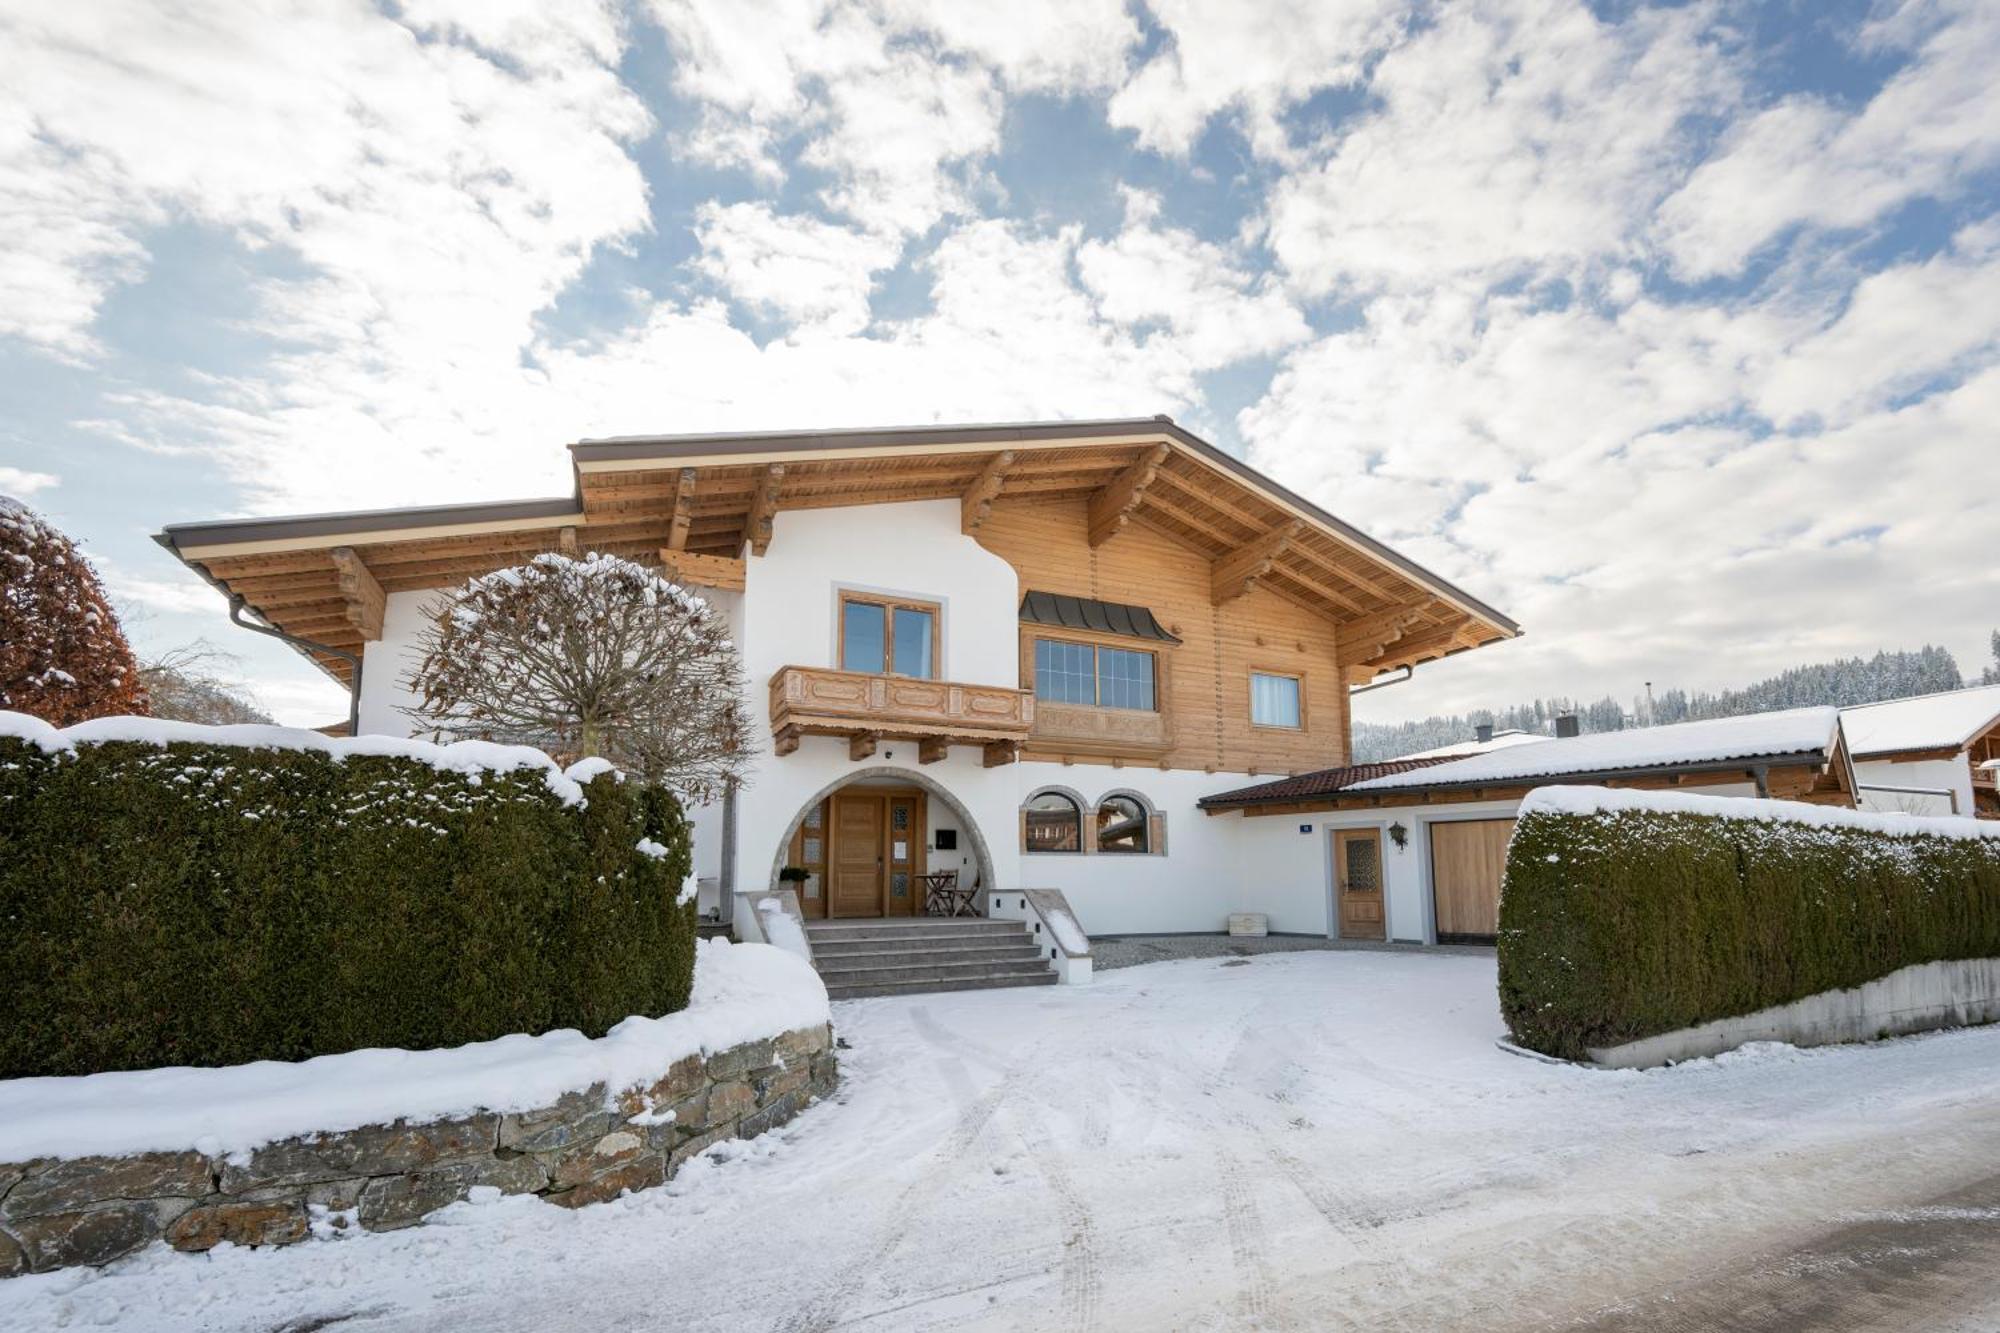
[1334,828,1386,941]
[884,794,925,918]
[829,795,885,918]
[1429,818,1515,943]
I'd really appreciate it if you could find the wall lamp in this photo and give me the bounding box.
[1388,821,1409,850]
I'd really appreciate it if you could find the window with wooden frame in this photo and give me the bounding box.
[839,591,940,678]
[1032,638,1157,711]
[1249,670,1304,730]
[1023,791,1083,853]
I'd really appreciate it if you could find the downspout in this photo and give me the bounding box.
[1349,665,1414,695]
[228,596,365,736]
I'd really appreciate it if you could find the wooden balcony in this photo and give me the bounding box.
[769,666,1034,765]
[1028,700,1173,760]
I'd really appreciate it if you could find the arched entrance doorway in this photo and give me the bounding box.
[769,768,997,920]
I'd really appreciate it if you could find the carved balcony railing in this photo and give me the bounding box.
[1027,700,1174,760]
[769,666,1034,766]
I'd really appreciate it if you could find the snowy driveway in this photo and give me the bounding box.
[9,950,2000,1331]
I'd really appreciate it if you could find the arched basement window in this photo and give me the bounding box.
[1095,795,1150,853]
[1024,791,1083,853]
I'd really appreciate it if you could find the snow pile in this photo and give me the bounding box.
[0,710,616,807]
[755,897,812,962]
[1522,784,2000,842]
[0,940,828,1163]
[1040,901,1091,956]
[1841,684,2000,758]
[1350,706,1840,791]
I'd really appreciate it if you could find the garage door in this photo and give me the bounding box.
[1429,819,1515,943]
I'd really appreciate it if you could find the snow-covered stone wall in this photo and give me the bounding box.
[0,940,836,1278]
[0,1022,834,1278]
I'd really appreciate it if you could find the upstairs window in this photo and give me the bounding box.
[1033,638,1157,711]
[841,593,938,678]
[1250,671,1303,729]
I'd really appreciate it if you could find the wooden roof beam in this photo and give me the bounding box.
[666,468,697,551]
[1087,443,1170,547]
[658,550,746,592]
[1211,520,1305,605]
[328,547,385,641]
[747,464,784,556]
[1336,606,1429,666]
[961,450,1015,535]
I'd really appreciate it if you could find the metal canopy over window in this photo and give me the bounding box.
[1018,591,1182,645]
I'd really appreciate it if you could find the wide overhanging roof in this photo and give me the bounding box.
[156,417,1520,686]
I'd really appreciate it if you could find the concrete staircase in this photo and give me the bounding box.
[805,918,1058,1000]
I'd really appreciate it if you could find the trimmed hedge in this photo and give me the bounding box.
[0,734,694,1078]
[1497,803,2000,1060]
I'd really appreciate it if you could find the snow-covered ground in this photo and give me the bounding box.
[8,950,2000,1332]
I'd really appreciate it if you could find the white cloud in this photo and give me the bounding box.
[1263,0,1737,294]
[0,1,651,367]
[650,1,1008,237]
[0,465,60,496]
[1108,0,1407,159]
[1077,189,1310,368]
[1655,0,2000,279]
[693,202,901,333]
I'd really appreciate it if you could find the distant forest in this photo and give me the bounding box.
[1352,631,2000,763]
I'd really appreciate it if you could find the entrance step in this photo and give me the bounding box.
[805,917,1058,1000]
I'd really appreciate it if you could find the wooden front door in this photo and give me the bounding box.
[1429,818,1515,943]
[1335,828,1386,941]
[830,795,885,918]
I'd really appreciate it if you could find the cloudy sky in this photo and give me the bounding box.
[2,0,1995,726]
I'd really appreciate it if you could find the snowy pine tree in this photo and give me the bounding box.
[1982,630,2000,686]
[403,552,750,799]
[0,497,148,724]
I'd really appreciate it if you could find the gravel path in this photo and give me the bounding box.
[1091,931,1494,970]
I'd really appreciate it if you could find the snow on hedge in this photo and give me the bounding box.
[0,709,611,807]
[0,940,828,1164]
[1521,783,2000,841]
[1350,706,1840,791]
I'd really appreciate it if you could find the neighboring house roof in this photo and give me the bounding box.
[1198,757,1461,809]
[155,417,1519,688]
[1346,706,1842,794]
[1398,728,1552,761]
[1838,684,2000,760]
[1019,591,1181,644]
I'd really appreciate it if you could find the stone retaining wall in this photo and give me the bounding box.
[0,1023,836,1277]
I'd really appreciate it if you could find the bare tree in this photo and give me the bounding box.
[402,553,749,800]
[139,640,273,725]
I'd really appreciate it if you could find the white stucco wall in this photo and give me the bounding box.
[1854,756,1974,818]
[355,590,438,739]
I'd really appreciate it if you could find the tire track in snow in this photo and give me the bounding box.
[1005,1102,1103,1332]
[776,1009,1032,1333]
[1214,1146,1276,1322]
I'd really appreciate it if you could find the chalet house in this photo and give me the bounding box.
[1842,684,2000,819]
[1200,708,1855,944]
[154,419,1521,981]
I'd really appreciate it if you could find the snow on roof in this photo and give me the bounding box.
[1522,784,2000,841]
[1399,728,1553,761]
[0,710,612,807]
[1838,684,2000,759]
[1348,706,1840,793]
